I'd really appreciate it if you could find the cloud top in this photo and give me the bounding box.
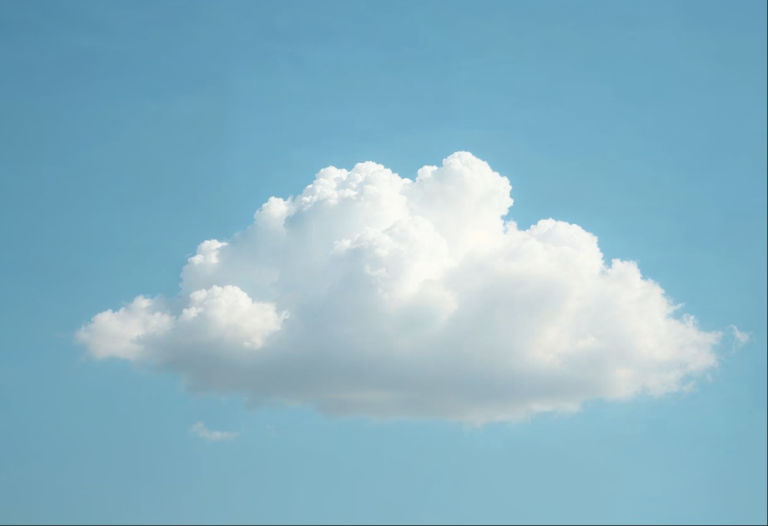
[77,152,723,424]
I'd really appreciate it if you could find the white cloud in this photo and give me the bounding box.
[77,152,724,424]
[191,422,239,442]
[729,325,751,351]
[75,296,174,361]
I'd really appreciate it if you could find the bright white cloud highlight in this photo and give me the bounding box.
[191,422,239,442]
[77,152,724,424]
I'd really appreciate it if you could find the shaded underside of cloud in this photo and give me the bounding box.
[77,152,723,424]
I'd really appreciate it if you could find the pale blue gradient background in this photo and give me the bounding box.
[0,1,766,524]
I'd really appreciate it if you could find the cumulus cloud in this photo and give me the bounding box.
[191,422,239,442]
[76,152,724,424]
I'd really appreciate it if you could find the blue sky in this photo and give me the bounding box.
[0,1,766,524]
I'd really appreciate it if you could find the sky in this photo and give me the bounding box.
[0,1,766,524]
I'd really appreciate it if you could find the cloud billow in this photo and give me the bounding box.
[77,152,721,424]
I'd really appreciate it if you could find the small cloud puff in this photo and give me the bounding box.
[728,325,751,352]
[191,422,239,442]
[77,152,725,424]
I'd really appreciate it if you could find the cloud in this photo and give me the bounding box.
[76,152,724,424]
[191,422,239,442]
[729,325,751,351]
